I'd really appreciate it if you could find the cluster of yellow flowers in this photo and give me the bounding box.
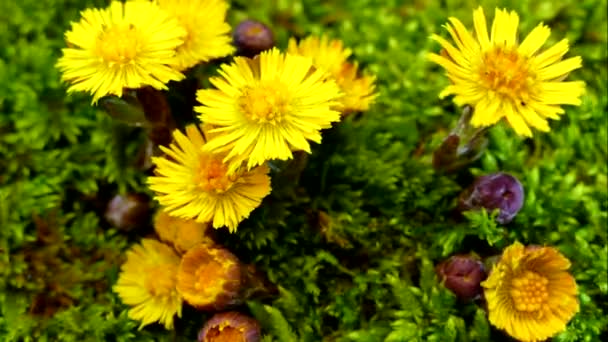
[430,7,584,342]
[57,0,377,332]
[57,1,586,340]
[57,0,377,233]
[113,209,245,330]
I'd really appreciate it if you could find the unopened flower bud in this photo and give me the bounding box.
[176,244,242,310]
[458,172,524,224]
[198,311,261,342]
[104,193,151,231]
[233,20,274,57]
[436,254,487,300]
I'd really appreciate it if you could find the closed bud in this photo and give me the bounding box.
[436,254,487,300]
[459,172,524,224]
[233,20,274,57]
[198,311,261,342]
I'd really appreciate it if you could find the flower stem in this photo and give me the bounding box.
[433,105,489,172]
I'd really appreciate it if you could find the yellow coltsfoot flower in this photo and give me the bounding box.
[56,1,187,104]
[176,244,242,310]
[195,48,343,172]
[482,242,579,342]
[113,239,183,330]
[429,7,585,136]
[148,124,271,232]
[288,35,377,114]
[157,0,234,71]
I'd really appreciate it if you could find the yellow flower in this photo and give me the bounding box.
[288,35,377,114]
[148,124,271,232]
[154,209,215,253]
[481,242,579,342]
[56,1,187,104]
[157,0,234,71]
[113,239,182,330]
[195,48,343,172]
[429,7,585,136]
[176,244,242,310]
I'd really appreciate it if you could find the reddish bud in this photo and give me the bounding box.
[198,311,261,342]
[233,20,274,57]
[459,172,524,224]
[436,254,487,300]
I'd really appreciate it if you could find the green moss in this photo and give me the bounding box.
[1,0,606,341]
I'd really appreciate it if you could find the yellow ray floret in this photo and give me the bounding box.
[148,124,271,232]
[56,1,186,104]
[113,239,183,330]
[482,242,579,341]
[195,48,343,172]
[288,35,377,114]
[429,7,585,136]
[157,0,234,71]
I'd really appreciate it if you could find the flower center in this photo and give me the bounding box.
[145,265,177,298]
[194,157,236,194]
[509,270,549,312]
[96,24,141,65]
[193,259,225,292]
[206,326,246,342]
[239,82,291,125]
[479,47,535,104]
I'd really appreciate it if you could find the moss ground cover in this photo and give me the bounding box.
[0,0,606,341]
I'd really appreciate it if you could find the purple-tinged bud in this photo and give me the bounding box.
[104,193,151,231]
[198,311,261,342]
[436,254,487,300]
[233,20,274,57]
[458,172,524,224]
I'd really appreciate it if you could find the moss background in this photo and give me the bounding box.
[0,0,606,341]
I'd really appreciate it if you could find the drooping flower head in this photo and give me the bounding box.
[481,242,579,341]
[155,209,215,253]
[113,239,182,330]
[429,7,585,136]
[177,244,242,310]
[195,48,343,172]
[198,311,261,342]
[148,124,271,232]
[288,35,377,114]
[56,1,186,103]
[157,0,234,71]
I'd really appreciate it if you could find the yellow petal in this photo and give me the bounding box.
[538,56,583,80]
[518,23,551,57]
[473,6,491,50]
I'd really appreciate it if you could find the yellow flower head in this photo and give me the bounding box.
[56,1,187,104]
[195,48,343,172]
[113,239,182,330]
[148,124,271,232]
[481,242,579,341]
[176,244,242,310]
[157,0,234,71]
[288,35,377,114]
[429,7,585,136]
[154,209,214,253]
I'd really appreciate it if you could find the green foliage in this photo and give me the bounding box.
[1,0,607,341]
